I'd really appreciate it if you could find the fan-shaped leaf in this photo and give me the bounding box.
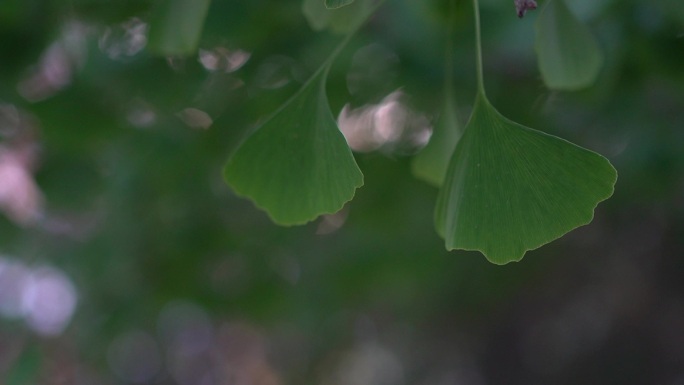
[412,92,462,187]
[535,0,604,90]
[435,94,617,264]
[224,67,364,226]
[148,0,211,56]
[325,0,355,9]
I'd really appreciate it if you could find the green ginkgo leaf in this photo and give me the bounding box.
[224,66,364,226]
[435,0,617,264]
[325,0,355,9]
[148,0,211,56]
[435,93,617,264]
[535,0,604,90]
[412,91,462,187]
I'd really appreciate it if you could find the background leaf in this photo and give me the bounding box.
[535,0,604,90]
[148,0,211,56]
[303,0,373,34]
[412,1,461,188]
[411,92,462,187]
[224,67,364,225]
[325,0,355,9]
[436,94,617,264]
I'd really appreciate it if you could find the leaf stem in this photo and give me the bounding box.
[472,0,486,96]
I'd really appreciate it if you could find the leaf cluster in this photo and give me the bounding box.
[217,0,617,263]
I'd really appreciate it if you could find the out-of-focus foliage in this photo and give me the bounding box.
[411,12,461,188]
[1,0,683,384]
[303,0,375,34]
[411,88,461,187]
[148,0,212,56]
[535,0,604,90]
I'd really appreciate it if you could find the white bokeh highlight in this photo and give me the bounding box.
[0,256,78,336]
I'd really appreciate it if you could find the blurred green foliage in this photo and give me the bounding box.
[0,0,683,384]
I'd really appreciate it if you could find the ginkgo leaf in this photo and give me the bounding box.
[148,0,211,56]
[325,0,355,9]
[411,92,462,187]
[535,0,604,90]
[224,66,364,226]
[412,6,462,188]
[435,93,617,264]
